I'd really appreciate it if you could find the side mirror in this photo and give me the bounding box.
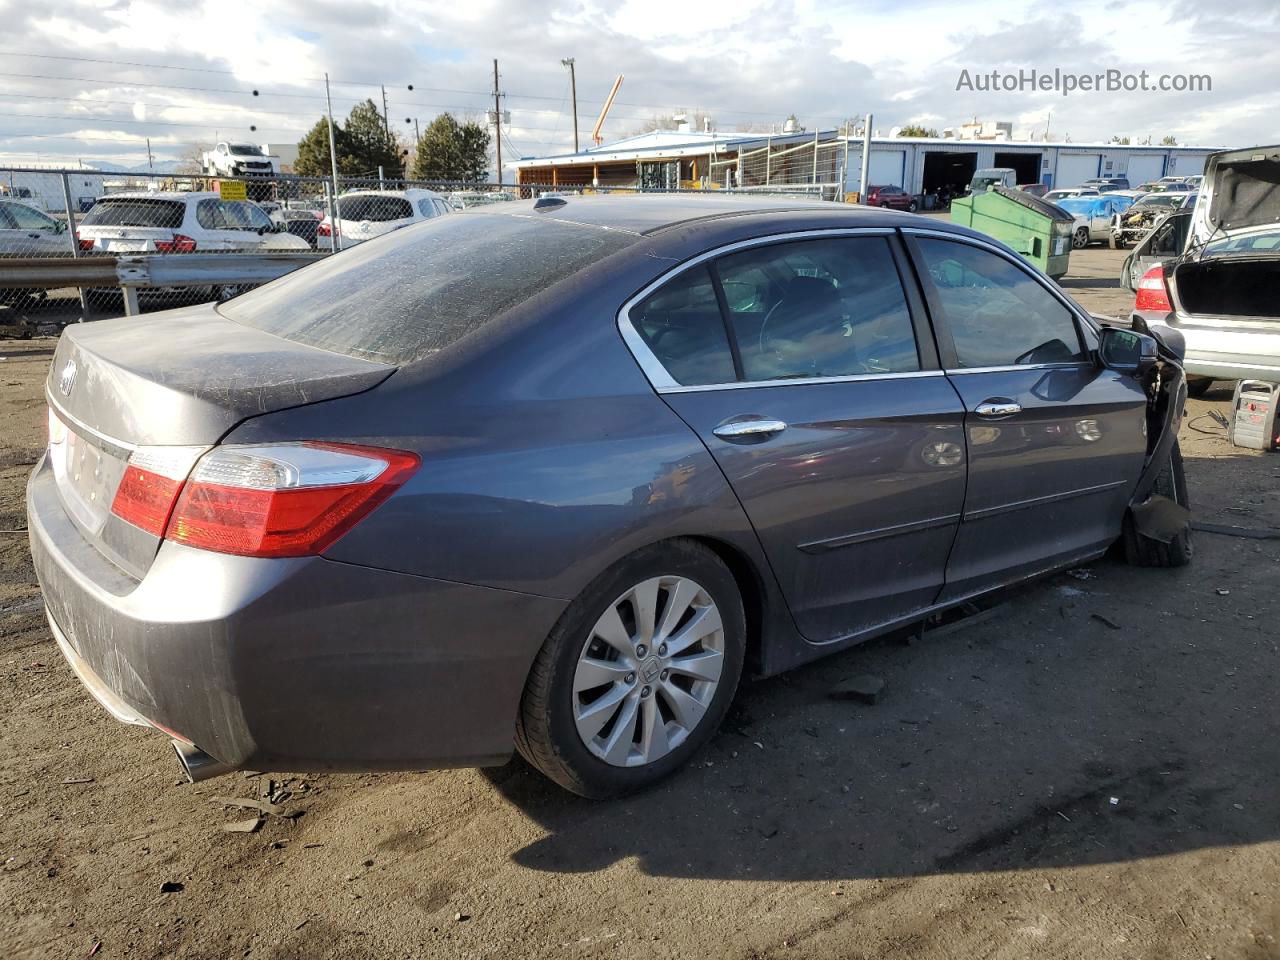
[1098,326,1158,375]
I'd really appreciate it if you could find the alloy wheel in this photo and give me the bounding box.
[572,575,725,767]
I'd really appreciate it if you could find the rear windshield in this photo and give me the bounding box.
[219,212,636,364]
[82,198,185,229]
[338,195,414,222]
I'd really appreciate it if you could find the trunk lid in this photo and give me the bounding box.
[1192,144,1280,246]
[44,302,394,578]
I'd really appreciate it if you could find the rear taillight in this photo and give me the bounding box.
[1134,264,1172,312]
[77,236,94,252]
[110,447,207,537]
[317,221,331,237]
[154,234,197,253]
[163,443,419,558]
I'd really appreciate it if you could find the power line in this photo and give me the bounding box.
[0,67,855,124]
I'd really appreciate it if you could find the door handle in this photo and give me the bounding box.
[712,418,788,442]
[975,399,1022,419]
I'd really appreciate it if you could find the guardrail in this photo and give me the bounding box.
[0,252,326,317]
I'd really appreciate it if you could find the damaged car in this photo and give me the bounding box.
[1111,191,1197,248]
[1127,144,1280,396]
[28,196,1191,799]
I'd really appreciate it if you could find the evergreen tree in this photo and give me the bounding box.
[293,117,359,177]
[412,113,491,182]
[345,99,404,178]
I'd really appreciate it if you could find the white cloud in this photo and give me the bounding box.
[0,0,1274,165]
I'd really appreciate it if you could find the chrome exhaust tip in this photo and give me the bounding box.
[172,739,234,783]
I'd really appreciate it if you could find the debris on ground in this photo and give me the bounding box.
[1066,569,1096,581]
[1090,613,1121,630]
[209,796,299,818]
[159,881,183,894]
[829,674,886,705]
[221,817,264,834]
[61,777,94,785]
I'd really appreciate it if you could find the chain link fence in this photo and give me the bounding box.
[0,166,843,334]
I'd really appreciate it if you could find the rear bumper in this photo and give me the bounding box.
[1132,310,1280,381]
[27,454,567,772]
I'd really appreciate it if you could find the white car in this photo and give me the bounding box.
[0,198,71,256]
[1044,187,1101,203]
[77,192,310,254]
[317,188,452,245]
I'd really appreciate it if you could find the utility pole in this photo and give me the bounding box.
[492,59,502,187]
[859,112,873,204]
[324,73,343,250]
[381,85,391,138]
[145,137,154,171]
[561,58,578,152]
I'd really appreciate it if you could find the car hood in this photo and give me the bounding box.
[1192,144,1280,244]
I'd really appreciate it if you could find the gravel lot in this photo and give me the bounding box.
[2,245,1278,960]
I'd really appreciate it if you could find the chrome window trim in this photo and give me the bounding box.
[659,369,945,394]
[901,226,1104,340]
[616,227,901,393]
[946,361,1095,375]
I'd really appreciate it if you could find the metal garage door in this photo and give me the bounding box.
[1056,153,1102,188]
[868,149,906,189]
[1124,154,1166,185]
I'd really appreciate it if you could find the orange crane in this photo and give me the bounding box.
[591,75,624,146]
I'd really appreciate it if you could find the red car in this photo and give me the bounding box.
[864,184,918,212]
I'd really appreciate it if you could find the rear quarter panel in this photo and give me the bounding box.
[222,234,779,601]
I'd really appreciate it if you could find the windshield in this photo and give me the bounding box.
[229,144,265,156]
[1056,198,1099,215]
[80,198,185,229]
[1204,228,1280,255]
[1138,195,1186,209]
[219,212,637,364]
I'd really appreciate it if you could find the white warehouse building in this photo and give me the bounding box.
[512,129,1222,197]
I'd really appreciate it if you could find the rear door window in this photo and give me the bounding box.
[915,238,1087,367]
[81,198,185,229]
[630,267,736,386]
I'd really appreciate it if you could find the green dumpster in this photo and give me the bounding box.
[950,186,1074,279]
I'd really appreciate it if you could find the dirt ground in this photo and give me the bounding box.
[2,246,1279,960]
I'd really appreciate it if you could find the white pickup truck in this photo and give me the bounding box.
[202,142,280,178]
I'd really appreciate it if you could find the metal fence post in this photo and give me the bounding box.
[59,172,91,321]
[765,137,772,186]
[323,181,339,254]
[859,113,873,204]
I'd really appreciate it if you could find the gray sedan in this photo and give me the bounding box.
[28,196,1189,798]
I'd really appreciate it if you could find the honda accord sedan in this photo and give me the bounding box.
[28,196,1190,798]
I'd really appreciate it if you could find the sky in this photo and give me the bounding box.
[0,0,1276,168]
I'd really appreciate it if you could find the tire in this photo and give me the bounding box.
[1185,377,1215,398]
[907,201,918,212]
[1072,227,1090,249]
[1123,442,1192,568]
[515,539,746,798]
[880,202,891,208]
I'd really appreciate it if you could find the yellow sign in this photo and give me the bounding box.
[218,180,247,201]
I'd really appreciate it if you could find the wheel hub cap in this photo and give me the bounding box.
[572,575,725,768]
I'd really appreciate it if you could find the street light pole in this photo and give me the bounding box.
[561,58,579,153]
[324,73,343,250]
[492,59,502,188]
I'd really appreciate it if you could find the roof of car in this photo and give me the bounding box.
[340,188,443,199]
[94,191,226,202]
[469,193,932,236]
